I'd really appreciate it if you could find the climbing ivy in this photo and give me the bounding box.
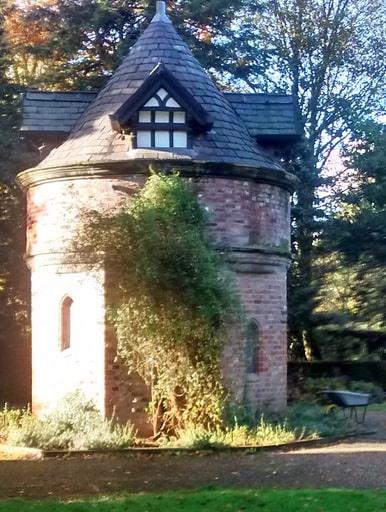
[76,173,237,435]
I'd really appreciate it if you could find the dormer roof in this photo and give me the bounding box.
[28,2,288,172]
[109,63,212,133]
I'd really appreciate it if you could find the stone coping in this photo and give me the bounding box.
[17,160,298,193]
[0,431,375,461]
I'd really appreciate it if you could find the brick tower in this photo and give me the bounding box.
[18,1,298,432]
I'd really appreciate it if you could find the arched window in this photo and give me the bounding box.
[245,321,259,374]
[136,88,188,149]
[60,296,73,351]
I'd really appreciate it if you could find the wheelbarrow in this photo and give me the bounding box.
[321,389,371,424]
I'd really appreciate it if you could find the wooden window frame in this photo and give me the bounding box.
[135,98,190,149]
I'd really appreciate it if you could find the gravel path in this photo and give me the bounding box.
[0,412,385,499]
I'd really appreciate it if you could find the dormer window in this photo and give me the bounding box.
[109,63,213,149]
[136,89,188,149]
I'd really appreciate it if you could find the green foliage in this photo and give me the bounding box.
[1,391,136,450]
[0,403,25,439]
[218,0,385,360]
[283,403,352,438]
[316,122,386,359]
[2,490,386,512]
[76,173,236,435]
[161,401,349,448]
[163,416,296,449]
[2,0,245,90]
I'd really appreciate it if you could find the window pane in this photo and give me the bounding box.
[155,111,170,123]
[139,110,151,123]
[155,131,170,148]
[157,88,168,101]
[144,97,159,107]
[137,130,152,147]
[166,97,180,108]
[173,131,188,148]
[173,111,186,124]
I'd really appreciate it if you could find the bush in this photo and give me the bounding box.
[75,173,238,435]
[288,362,386,396]
[163,416,299,449]
[283,403,348,438]
[170,402,350,449]
[2,391,136,450]
[162,403,348,449]
[0,404,25,441]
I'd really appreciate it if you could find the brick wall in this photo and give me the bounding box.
[26,177,145,417]
[30,266,106,415]
[25,171,291,427]
[195,177,290,249]
[197,178,290,410]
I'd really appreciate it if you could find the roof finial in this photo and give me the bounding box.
[157,1,166,15]
[152,1,171,23]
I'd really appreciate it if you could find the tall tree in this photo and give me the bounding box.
[3,0,245,90]
[3,0,148,89]
[0,0,33,404]
[217,0,385,358]
[314,122,386,359]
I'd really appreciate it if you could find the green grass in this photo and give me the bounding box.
[1,489,386,511]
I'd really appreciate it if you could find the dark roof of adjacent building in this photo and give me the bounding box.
[22,90,300,142]
[226,93,300,140]
[21,90,97,136]
[28,3,296,172]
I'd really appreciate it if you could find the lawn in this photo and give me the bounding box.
[1,489,386,511]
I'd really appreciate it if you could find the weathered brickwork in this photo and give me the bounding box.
[224,264,288,410]
[196,177,290,410]
[26,176,144,418]
[195,177,290,249]
[25,171,290,424]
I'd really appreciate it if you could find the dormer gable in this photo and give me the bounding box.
[109,64,212,149]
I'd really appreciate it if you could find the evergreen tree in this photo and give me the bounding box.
[317,123,386,359]
[3,0,244,90]
[0,0,32,404]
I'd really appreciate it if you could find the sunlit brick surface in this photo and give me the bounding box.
[26,172,290,431]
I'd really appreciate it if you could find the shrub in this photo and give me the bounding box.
[162,416,297,449]
[283,403,349,438]
[2,391,136,450]
[74,173,238,435]
[0,404,25,441]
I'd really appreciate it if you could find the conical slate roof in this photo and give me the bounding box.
[36,3,282,172]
